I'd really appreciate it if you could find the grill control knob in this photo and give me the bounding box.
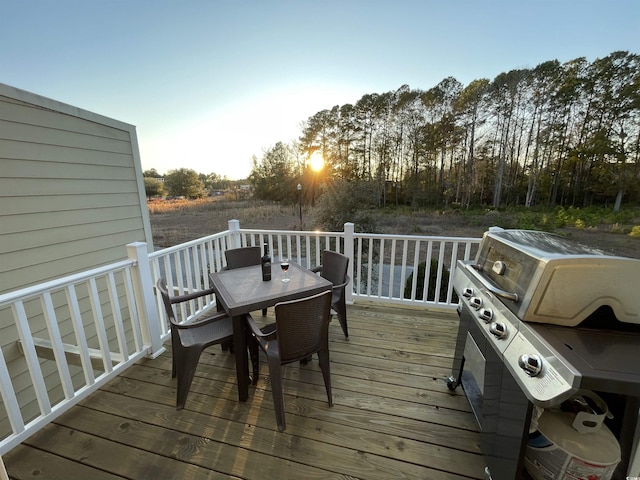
[470,297,482,310]
[518,354,543,377]
[489,321,507,338]
[463,287,474,298]
[479,308,493,323]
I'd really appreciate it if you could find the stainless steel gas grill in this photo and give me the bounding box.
[447,227,640,480]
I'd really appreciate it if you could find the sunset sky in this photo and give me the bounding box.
[2,0,638,179]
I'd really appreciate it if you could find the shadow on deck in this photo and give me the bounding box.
[4,302,485,480]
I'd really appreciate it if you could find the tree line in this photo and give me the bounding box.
[250,51,640,211]
[143,168,238,199]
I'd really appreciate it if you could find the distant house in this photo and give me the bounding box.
[0,82,153,439]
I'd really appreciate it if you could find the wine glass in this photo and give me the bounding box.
[280,259,290,282]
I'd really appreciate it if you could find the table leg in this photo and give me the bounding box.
[232,314,249,402]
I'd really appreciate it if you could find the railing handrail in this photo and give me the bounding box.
[148,230,230,258]
[235,228,344,236]
[355,232,480,242]
[0,260,134,305]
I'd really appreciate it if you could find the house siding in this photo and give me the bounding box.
[0,83,154,444]
[0,83,153,292]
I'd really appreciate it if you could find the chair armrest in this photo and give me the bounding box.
[310,265,322,273]
[174,311,230,330]
[168,286,217,305]
[246,315,276,340]
[332,275,350,290]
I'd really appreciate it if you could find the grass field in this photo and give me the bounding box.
[148,198,640,258]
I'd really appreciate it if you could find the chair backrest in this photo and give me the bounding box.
[225,246,262,269]
[274,290,332,363]
[320,250,349,286]
[156,278,177,325]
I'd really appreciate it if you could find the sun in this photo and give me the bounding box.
[310,151,324,172]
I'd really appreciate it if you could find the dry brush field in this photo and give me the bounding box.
[148,198,640,259]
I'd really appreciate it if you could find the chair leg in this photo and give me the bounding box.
[334,299,349,339]
[171,346,177,379]
[217,303,233,352]
[299,355,313,365]
[317,348,333,407]
[248,334,260,385]
[175,348,204,409]
[221,339,234,352]
[266,353,286,431]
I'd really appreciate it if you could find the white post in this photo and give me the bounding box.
[228,219,241,248]
[343,222,354,304]
[127,242,165,358]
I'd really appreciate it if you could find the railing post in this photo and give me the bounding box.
[228,219,241,248]
[344,222,354,304]
[127,242,165,358]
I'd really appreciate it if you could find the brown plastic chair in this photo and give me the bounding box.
[157,278,251,409]
[312,250,350,339]
[224,246,267,316]
[224,246,262,269]
[247,290,333,431]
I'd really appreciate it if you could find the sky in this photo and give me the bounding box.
[2,1,639,180]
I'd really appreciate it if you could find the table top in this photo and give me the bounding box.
[209,263,332,317]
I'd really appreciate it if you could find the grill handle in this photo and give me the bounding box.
[465,263,519,302]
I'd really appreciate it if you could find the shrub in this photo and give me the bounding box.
[314,179,379,232]
[629,226,640,238]
[403,259,457,303]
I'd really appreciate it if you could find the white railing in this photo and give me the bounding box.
[0,243,163,454]
[219,221,480,308]
[0,221,481,454]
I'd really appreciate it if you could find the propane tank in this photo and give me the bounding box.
[525,391,621,480]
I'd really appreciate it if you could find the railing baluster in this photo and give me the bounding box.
[41,291,75,399]
[400,239,409,299]
[435,242,446,304]
[422,241,433,301]
[377,238,384,297]
[106,272,129,363]
[409,240,421,300]
[12,300,52,415]
[366,237,374,297]
[447,242,460,303]
[388,239,397,299]
[66,284,96,385]
[0,346,24,437]
[88,278,113,373]
[123,268,144,353]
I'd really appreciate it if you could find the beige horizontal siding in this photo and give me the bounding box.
[0,97,131,141]
[0,192,141,216]
[2,206,142,237]
[3,230,146,286]
[0,138,134,168]
[0,177,139,197]
[0,84,153,293]
[2,158,136,180]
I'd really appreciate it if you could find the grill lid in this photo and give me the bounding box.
[474,228,640,326]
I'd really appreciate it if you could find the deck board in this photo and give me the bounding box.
[3,301,486,479]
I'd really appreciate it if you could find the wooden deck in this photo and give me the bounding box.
[3,302,486,480]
